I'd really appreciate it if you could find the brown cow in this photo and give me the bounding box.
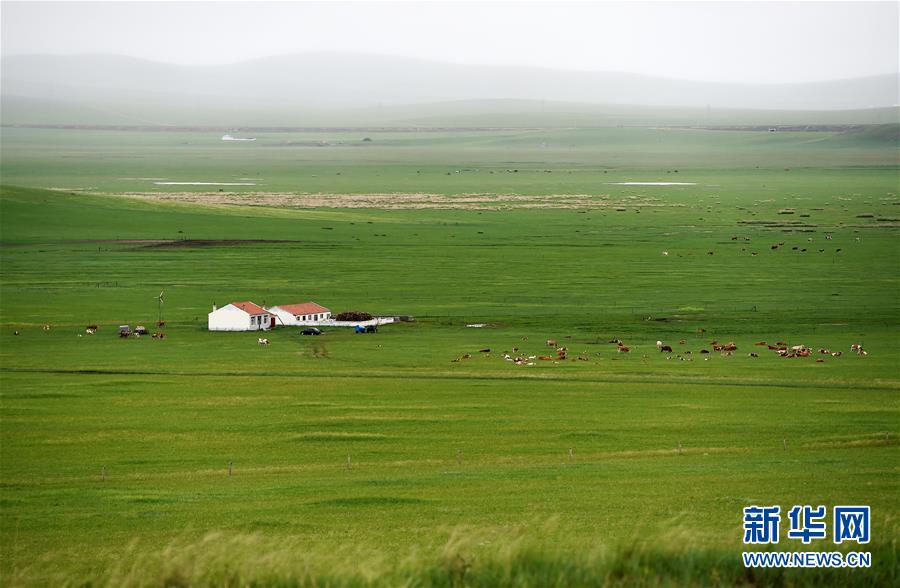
[546,339,558,348]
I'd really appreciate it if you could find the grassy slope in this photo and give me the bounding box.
[0,127,898,585]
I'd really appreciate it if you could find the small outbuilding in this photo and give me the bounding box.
[268,302,332,326]
[208,301,275,331]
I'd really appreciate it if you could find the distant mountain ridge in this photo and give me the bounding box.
[1,53,898,126]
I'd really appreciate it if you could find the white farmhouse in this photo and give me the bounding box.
[208,301,275,331]
[267,302,332,326]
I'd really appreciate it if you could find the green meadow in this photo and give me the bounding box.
[0,125,898,586]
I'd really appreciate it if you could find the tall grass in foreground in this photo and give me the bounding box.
[10,524,896,587]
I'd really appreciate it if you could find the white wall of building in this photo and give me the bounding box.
[208,304,271,331]
[268,307,332,326]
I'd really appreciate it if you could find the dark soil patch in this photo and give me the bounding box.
[140,239,300,249]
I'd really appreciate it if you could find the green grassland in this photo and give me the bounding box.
[0,126,898,586]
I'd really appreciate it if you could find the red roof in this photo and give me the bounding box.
[230,301,272,316]
[274,302,330,316]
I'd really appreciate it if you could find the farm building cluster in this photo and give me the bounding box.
[208,301,332,331]
[207,301,406,331]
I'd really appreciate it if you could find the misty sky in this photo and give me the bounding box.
[2,1,897,84]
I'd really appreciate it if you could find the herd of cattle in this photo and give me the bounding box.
[11,322,168,339]
[452,335,869,366]
[10,324,870,364]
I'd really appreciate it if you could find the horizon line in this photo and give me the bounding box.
[2,50,898,86]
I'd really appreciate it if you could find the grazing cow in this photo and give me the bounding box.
[86,324,98,331]
[818,348,830,355]
[152,332,166,339]
[748,352,759,358]
[659,344,673,353]
[826,234,833,240]
[776,341,787,346]
[157,321,166,328]
[850,344,863,353]
[831,351,843,357]
[42,324,51,331]
[479,348,491,353]
[258,338,269,345]
[678,339,686,345]
[617,346,630,353]
[13,330,19,336]
[700,349,710,354]
[119,330,132,338]
[771,244,779,250]
[85,327,97,335]
[546,339,558,348]
[462,353,471,359]
[755,341,766,346]
[662,251,669,256]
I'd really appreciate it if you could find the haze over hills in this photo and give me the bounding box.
[2,53,898,127]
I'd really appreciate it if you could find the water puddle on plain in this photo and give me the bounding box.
[153,182,256,186]
[608,182,697,186]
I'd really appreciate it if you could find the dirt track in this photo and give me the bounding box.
[116,191,678,210]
